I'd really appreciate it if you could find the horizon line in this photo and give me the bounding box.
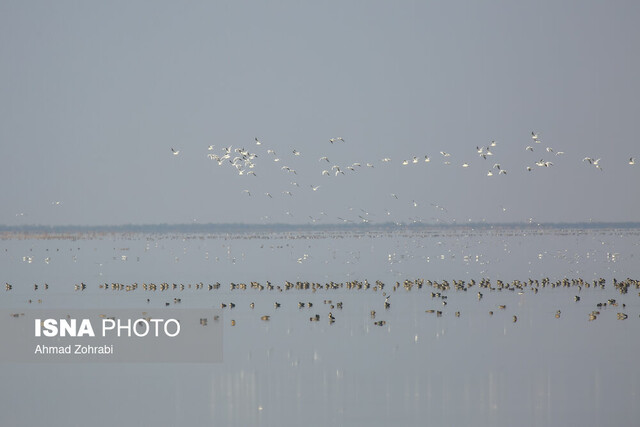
[1,220,640,234]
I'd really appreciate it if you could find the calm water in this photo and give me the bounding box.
[1,226,639,426]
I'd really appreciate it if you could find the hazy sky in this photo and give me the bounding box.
[1,0,639,226]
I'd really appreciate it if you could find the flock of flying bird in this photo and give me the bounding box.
[167,131,636,223]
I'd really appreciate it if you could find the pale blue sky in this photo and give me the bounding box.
[1,0,639,226]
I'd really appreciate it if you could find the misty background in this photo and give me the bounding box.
[1,0,639,226]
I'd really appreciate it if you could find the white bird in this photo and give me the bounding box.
[490,140,497,147]
[499,169,507,175]
[440,151,451,157]
[265,192,272,198]
[462,163,469,168]
[243,190,251,196]
[391,193,398,199]
[381,157,392,162]
[532,131,540,142]
[526,146,534,151]
[402,160,409,165]
[282,191,293,196]
[329,138,336,143]
[319,156,330,162]
[546,147,554,153]
[171,148,180,156]
[208,145,215,151]
[591,159,602,171]
[412,156,419,164]
[366,163,374,168]
[526,166,532,171]
[431,203,448,212]
[630,157,636,165]
[321,170,330,176]
[487,170,493,176]
[310,185,321,191]
[583,157,593,164]
[293,149,301,156]
[478,147,492,159]
[424,156,430,162]
[337,137,344,142]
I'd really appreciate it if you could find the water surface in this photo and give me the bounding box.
[1,226,638,426]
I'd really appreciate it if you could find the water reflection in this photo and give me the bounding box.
[1,227,639,426]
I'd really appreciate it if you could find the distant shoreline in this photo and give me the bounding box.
[1,221,639,236]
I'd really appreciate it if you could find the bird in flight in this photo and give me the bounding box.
[531,131,540,142]
[171,148,180,156]
[629,157,636,165]
[593,158,602,171]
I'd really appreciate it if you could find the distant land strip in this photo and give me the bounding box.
[1,221,640,236]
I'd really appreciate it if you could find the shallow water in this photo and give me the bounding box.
[1,226,639,426]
